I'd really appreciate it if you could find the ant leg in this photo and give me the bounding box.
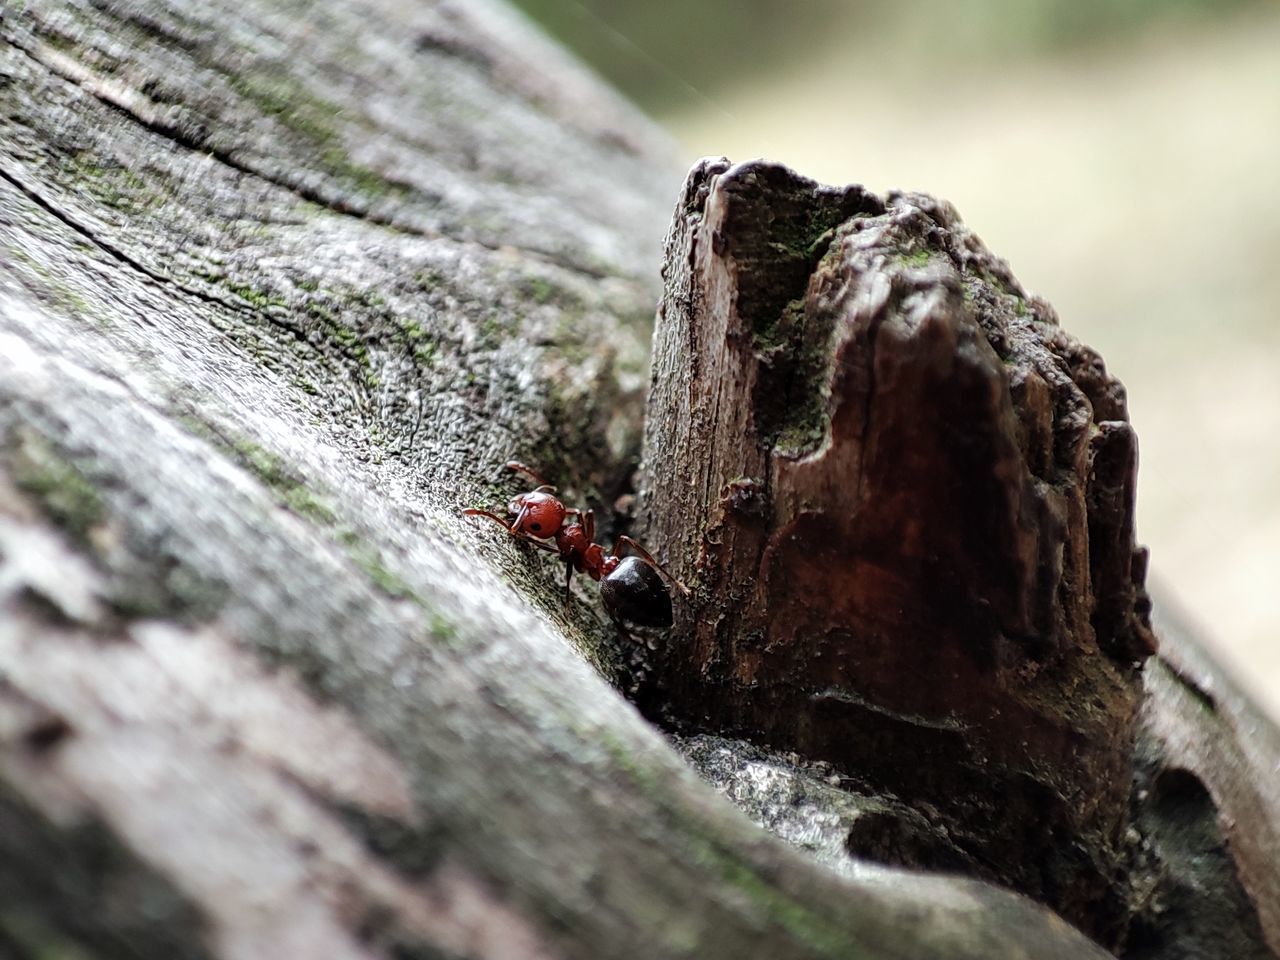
[505,461,554,490]
[462,508,512,531]
[612,535,691,596]
[521,536,560,554]
[583,509,595,543]
[563,562,574,610]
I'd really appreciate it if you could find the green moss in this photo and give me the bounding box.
[351,549,417,599]
[329,323,370,363]
[600,730,662,797]
[318,147,402,198]
[63,152,150,213]
[691,841,866,955]
[598,729,869,955]
[298,297,395,394]
[426,610,459,646]
[5,247,95,318]
[978,268,1022,299]
[31,21,101,69]
[761,207,839,267]
[178,418,463,639]
[753,297,802,352]
[179,419,338,527]
[400,320,439,368]
[532,277,556,304]
[292,376,320,396]
[334,530,431,610]
[0,909,95,960]
[226,281,286,311]
[228,72,343,146]
[477,313,507,350]
[773,411,827,455]
[222,68,410,201]
[279,484,338,525]
[83,176,144,212]
[516,273,591,325]
[304,300,337,323]
[801,226,838,261]
[413,342,438,367]
[8,433,103,542]
[754,283,838,458]
[898,248,932,268]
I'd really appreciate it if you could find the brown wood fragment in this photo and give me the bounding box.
[641,157,1158,944]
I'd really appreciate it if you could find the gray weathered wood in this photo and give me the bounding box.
[0,1,1274,958]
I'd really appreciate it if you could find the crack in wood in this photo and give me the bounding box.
[5,32,614,282]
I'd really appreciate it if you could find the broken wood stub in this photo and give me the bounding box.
[639,158,1157,943]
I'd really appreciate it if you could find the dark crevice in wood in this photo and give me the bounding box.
[1125,761,1273,959]
[0,786,217,960]
[0,164,172,300]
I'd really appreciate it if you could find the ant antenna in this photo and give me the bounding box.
[505,460,554,489]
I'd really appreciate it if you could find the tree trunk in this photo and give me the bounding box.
[0,2,1275,959]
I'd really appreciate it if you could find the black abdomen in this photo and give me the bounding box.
[601,556,673,631]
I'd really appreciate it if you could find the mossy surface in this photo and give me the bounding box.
[6,430,104,543]
[596,732,872,956]
[751,237,851,458]
[336,529,417,601]
[690,841,869,957]
[72,157,150,213]
[209,427,340,527]
[897,248,932,268]
[172,415,472,648]
[4,246,96,321]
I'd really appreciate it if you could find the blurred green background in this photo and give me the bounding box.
[516,0,1280,720]
[515,0,1264,115]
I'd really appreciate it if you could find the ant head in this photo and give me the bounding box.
[507,490,565,539]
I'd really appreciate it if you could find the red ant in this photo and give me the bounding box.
[463,462,689,642]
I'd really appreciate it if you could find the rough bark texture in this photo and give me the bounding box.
[638,158,1274,955]
[1129,605,1280,959]
[0,1,1276,958]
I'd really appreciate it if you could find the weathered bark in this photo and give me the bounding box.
[638,159,1277,956]
[1129,604,1280,958]
[0,1,1275,958]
